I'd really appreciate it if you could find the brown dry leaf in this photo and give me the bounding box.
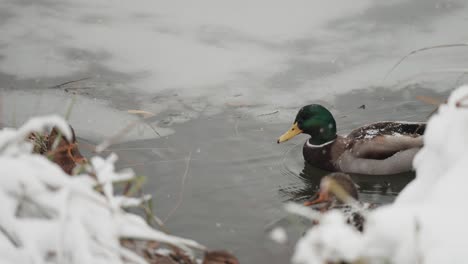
[202,250,239,264]
[415,95,443,106]
[120,239,196,264]
[128,109,155,118]
[46,126,87,175]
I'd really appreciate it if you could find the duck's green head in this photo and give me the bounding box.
[277,104,337,145]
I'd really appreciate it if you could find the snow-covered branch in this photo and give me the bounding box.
[0,116,205,264]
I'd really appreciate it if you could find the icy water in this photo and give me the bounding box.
[103,87,444,263]
[0,86,449,263]
[2,0,468,263]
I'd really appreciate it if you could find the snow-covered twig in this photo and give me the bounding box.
[0,116,205,264]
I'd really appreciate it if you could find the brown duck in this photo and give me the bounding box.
[304,173,369,231]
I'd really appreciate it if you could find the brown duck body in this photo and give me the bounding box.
[304,173,366,231]
[303,121,425,175]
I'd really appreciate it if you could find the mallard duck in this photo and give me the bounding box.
[303,173,367,231]
[277,104,425,175]
[303,173,359,208]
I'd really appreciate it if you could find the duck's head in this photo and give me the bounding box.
[304,173,358,207]
[277,104,337,145]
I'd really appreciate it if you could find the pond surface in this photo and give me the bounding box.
[108,86,445,263]
[1,0,468,262]
[1,86,448,263]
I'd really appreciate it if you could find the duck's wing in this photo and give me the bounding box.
[351,134,423,160]
[337,148,420,175]
[347,121,426,140]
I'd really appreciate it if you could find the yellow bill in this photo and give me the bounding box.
[277,122,303,143]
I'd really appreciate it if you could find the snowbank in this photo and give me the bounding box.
[0,116,204,264]
[292,85,468,264]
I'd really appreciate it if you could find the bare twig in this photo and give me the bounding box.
[123,175,146,197]
[65,96,77,121]
[163,151,192,223]
[102,147,170,152]
[63,87,93,90]
[95,117,162,153]
[119,158,188,168]
[257,110,279,117]
[49,77,91,89]
[383,43,468,81]
[146,122,161,137]
[141,199,167,231]
[95,119,141,153]
[50,97,77,152]
[0,224,21,247]
[127,109,161,137]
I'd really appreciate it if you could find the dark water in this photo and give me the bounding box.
[0,83,451,263]
[77,86,445,263]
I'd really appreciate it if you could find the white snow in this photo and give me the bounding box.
[285,202,322,222]
[291,85,468,264]
[270,227,288,244]
[0,115,205,264]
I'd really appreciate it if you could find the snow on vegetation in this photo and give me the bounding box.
[0,116,205,264]
[291,85,468,264]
